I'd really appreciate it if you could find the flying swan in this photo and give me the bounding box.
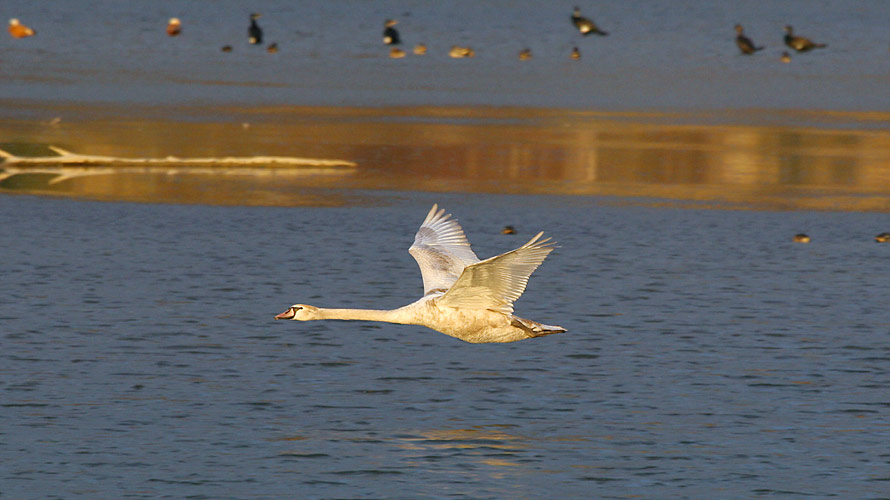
[275,204,565,343]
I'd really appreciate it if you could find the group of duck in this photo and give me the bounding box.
[794,233,890,244]
[7,8,838,62]
[735,24,827,63]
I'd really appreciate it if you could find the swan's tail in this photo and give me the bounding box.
[512,316,566,338]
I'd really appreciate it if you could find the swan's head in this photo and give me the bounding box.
[275,304,319,321]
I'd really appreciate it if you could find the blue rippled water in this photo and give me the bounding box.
[3,193,889,499]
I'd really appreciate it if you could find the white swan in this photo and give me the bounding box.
[275,204,565,343]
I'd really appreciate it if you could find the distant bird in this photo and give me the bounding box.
[519,48,532,61]
[274,204,565,343]
[221,45,233,53]
[266,42,278,54]
[784,25,826,52]
[413,43,427,55]
[734,24,763,54]
[449,45,475,58]
[571,7,608,36]
[383,19,400,45]
[248,13,263,45]
[875,232,890,243]
[8,18,35,38]
[780,51,791,63]
[166,17,182,37]
[389,47,406,58]
[793,233,811,243]
[570,46,581,60]
[502,225,517,235]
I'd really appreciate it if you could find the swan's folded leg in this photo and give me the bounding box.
[511,316,567,338]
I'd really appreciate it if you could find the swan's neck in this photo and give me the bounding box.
[315,307,412,324]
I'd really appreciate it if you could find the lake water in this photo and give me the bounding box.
[3,0,890,112]
[3,193,890,499]
[3,0,890,497]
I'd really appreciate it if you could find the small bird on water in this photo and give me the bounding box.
[734,24,763,54]
[248,13,263,45]
[570,46,581,60]
[518,48,532,61]
[8,18,35,38]
[875,232,890,243]
[166,17,182,37]
[383,19,400,45]
[449,46,475,58]
[784,25,826,52]
[389,46,406,58]
[793,233,811,243]
[571,7,608,36]
[275,205,565,343]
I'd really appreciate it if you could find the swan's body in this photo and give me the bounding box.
[276,204,565,343]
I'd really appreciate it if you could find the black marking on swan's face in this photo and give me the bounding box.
[274,305,302,320]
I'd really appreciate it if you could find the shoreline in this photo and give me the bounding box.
[3,98,890,130]
[2,101,889,212]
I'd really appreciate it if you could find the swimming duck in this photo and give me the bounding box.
[875,232,890,243]
[793,233,811,243]
[784,25,826,52]
[8,18,35,38]
[781,51,791,63]
[266,42,278,54]
[518,48,532,61]
[734,24,763,54]
[413,43,427,55]
[248,13,263,45]
[221,44,233,53]
[502,226,517,235]
[571,7,608,36]
[166,17,181,36]
[570,46,581,60]
[383,19,400,45]
[389,47,406,58]
[449,45,475,58]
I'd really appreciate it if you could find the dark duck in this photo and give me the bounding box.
[734,24,763,54]
[383,19,400,45]
[572,7,608,36]
[248,13,263,45]
[784,25,826,52]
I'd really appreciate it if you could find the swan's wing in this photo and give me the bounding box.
[438,232,555,315]
[408,204,481,295]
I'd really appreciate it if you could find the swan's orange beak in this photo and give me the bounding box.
[274,307,295,320]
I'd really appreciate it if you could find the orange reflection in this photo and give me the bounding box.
[2,105,890,210]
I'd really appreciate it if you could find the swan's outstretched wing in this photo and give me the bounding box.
[409,204,480,295]
[438,232,555,315]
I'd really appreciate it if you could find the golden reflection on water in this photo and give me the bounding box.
[2,106,890,210]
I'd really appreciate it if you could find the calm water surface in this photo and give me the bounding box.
[2,0,890,111]
[2,193,889,499]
